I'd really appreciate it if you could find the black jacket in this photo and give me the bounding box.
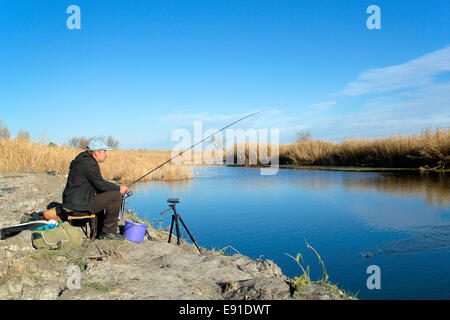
[62,151,120,212]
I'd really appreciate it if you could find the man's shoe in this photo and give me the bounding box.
[98,232,126,241]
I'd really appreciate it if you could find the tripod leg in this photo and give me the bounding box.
[168,214,175,243]
[178,216,203,254]
[175,215,181,245]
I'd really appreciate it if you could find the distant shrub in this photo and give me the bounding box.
[17,130,30,141]
[0,120,10,140]
[68,135,120,150]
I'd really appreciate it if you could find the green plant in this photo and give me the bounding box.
[219,245,242,256]
[84,281,113,293]
[305,240,328,283]
[72,259,87,271]
[285,252,311,288]
[286,241,339,297]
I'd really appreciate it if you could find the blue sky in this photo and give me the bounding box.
[0,0,449,149]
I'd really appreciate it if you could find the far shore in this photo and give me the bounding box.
[1,127,448,181]
[183,163,449,173]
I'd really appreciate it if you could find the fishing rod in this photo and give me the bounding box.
[126,109,274,188]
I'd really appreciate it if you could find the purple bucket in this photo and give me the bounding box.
[124,220,148,243]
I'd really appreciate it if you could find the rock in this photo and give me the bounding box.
[1,231,34,252]
[0,284,9,299]
[55,256,68,263]
[7,278,23,298]
[219,278,293,300]
[38,286,61,300]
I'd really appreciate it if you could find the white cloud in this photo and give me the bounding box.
[155,46,450,145]
[340,46,450,96]
[307,45,450,140]
[280,77,450,142]
[307,101,336,111]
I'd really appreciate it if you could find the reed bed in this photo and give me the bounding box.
[224,142,283,166]
[101,149,193,182]
[284,127,449,169]
[1,127,448,182]
[0,138,193,182]
[171,143,283,167]
[221,127,450,169]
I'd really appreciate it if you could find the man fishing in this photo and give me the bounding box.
[62,139,129,240]
[60,110,271,241]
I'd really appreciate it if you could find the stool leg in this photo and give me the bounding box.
[82,224,88,238]
[90,218,97,240]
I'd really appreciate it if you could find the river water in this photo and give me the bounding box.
[128,166,450,300]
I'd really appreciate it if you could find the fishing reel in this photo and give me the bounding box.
[119,191,133,220]
[123,191,133,199]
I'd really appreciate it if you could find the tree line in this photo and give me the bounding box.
[67,136,119,149]
[0,119,119,149]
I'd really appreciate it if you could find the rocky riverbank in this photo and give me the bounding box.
[0,172,350,300]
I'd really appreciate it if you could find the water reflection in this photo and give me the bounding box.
[132,178,194,194]
[222,168,449,208]
[348,200,445,230]
[130,166,450,298]
[132,167,450,258]
[343,172,450,208]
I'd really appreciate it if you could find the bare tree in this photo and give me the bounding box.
[68,136,91,149]
[17,130,30,141]
[68,135,120,150]
[0,120,10,140]
[296,130,312,142]
[106,135,120,149]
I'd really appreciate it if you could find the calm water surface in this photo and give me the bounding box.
[128,166,450,300]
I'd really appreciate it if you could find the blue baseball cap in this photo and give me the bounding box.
[86,139,112,151]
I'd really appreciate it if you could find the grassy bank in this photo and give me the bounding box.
[0,138,193,182]
[223,127,449,170]
[2,127,448,181]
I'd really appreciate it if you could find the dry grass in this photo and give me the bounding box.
[225,142,281,166]
[157,127,450,170]
[1,127,448,182]
[224,127,450,169]
[0,138,193,182]
[100,149,192,182]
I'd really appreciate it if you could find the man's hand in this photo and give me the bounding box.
[119,185,129,194]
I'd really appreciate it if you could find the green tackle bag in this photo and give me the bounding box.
[31,222,84,250]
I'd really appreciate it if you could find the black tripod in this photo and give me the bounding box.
[161,200,202,254]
